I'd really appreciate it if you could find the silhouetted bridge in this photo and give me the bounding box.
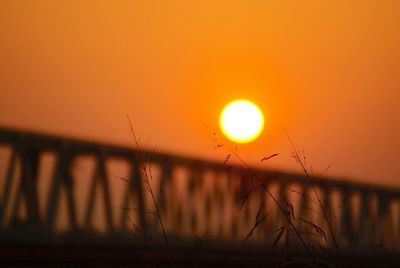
[0,127,399,266]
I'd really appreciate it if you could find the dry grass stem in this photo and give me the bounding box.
[127,116,169,246]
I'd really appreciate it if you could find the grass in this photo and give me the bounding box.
[287,134,341,260]
[127,116,169,247]
[209,129,344,267]
[122,121,396,267]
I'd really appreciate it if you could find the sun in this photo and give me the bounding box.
[219,99,265,143]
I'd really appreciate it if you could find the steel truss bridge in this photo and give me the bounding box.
[0,127,399,266]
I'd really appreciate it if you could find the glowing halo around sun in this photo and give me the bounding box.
[219,99,265,143]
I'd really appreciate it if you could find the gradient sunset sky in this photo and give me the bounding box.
[0,1,399,186]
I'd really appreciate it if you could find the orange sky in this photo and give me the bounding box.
[0,1,399,186]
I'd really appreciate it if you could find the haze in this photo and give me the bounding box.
[0,1,399,186]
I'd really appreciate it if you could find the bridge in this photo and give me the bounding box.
[0,127,399,266]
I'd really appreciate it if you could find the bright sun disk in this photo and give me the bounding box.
[219,99,264,143]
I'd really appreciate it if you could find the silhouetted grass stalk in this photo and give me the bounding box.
[224,143,315,260]
[127,116,169,246]
[286,134,341,258]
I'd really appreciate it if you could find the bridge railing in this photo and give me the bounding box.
[0,127,399,250]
